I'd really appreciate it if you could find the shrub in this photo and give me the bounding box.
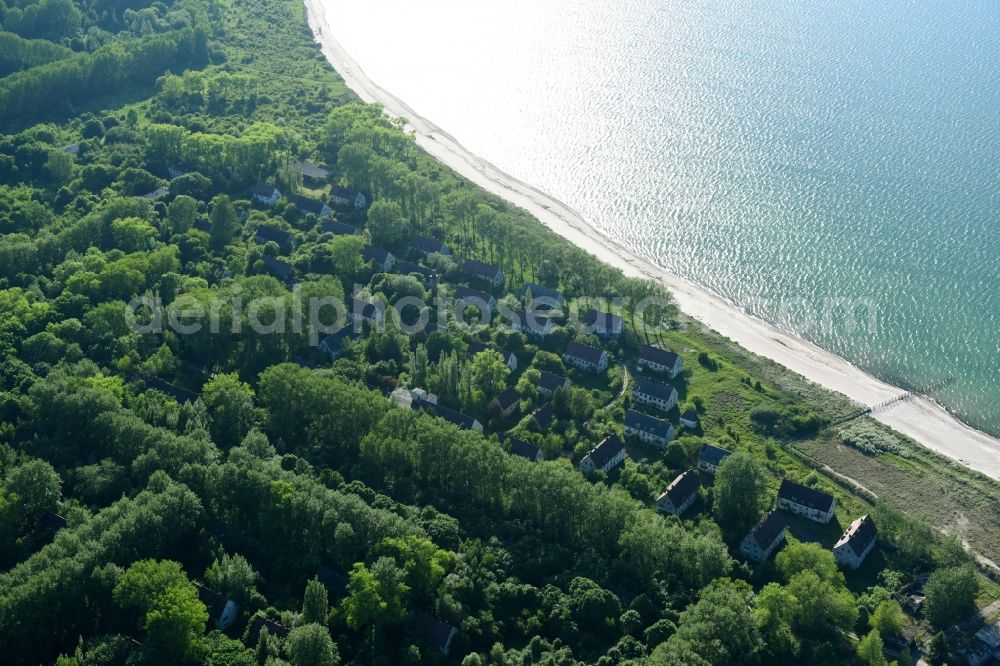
[838,420,906,457]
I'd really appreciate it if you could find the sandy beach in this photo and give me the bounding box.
[304,0,1000,482]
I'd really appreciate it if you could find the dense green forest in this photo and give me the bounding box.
[1,0,999,664]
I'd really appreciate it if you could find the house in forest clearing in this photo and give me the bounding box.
[537,371,570,398]
[740,511,786,563]
[631,376,678,412]
[262,256,293,282]
[390,386,438,410]
[697,443,732,474]
[295,160,329,187]
[468,341,517,371]
[455,286,497,314]
[362,245,396,273]
[506,436,544,462]
[581,309,624,339]
[623,409,675,448]
[655,470,700,516]
[530,402,555,431]
[255,225,293,248]
[250,183,281,207]
[833,515,877,569]
[777,479,837,524]
[680,408,700,429]
[318,325,361,360]
[320,219,359,236]
[409,612,458,656]
[461,259,503,288]
[638,345,683,378]
[329,185,366,208]
[351,297,384,325]
[579,434,625,475]
[563,340,608,373]
[293,194,333,218]
[520,283,564,310]
[422,402,483,433]
[412,235,450,256]
[489,388,521,417]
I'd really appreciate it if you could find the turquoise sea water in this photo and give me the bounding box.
[326,0,1000,434]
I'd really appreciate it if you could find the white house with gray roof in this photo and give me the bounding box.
[777,479,836,524]
[656,470,700,516]
[563,340,608,373]
[623,409,676,448]
[740,511,786,563]
[833,515,877,569]
[579,434,625,475]
[638,345,683,378]
[632,376,678,412]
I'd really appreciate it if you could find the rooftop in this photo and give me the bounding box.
[293,195,328,216]
[491,388,520,411]
[455,286,494,305]
[778,478,836,513]
[633,376,677,402]
[835,515,877,557]
[747,510,786,549]
[422,402,479,430]
[698,443,733,466]
[531,402,555,430]
[408,611,456,653]
[582,309,624,331]
[564,340,605,366]
[506,436,541,461]
[140,375,199,404]
[461,259,501,280]
[412,235,448,254]
[625,409,672,437]
[249,183,279,197]
[586,433,625,469]
[362,245,393,266]
[320,219,359,235]
[330,184,360,200]
[640,345,680,367]
[396,260,434,281]
[520,283,564,306]
[255,226,292,245]
[296,160,329,180]
[658,470,700,505]
[319,325,361,355]
[262,256,293,280]
[538,370,569,393]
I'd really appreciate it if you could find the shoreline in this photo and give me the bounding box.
[304,0,1000,482]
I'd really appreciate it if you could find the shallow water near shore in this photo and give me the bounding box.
[324,0,1000,435]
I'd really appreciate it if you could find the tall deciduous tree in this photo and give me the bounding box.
[469,349,510,405]
[113,559,208,661]
[202,372,258,448]
[713,452,767,536]
[301,577,328,625]
[286,623,339,666]
[341,557,409,633]
[870,600,904,638]
[856,630,887,666]
[209,195,238,250]
[649,578,761,665]
[924,564,978,628]
[205,553,259,605]
[167,195,199,235]
[365,200,407,249]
